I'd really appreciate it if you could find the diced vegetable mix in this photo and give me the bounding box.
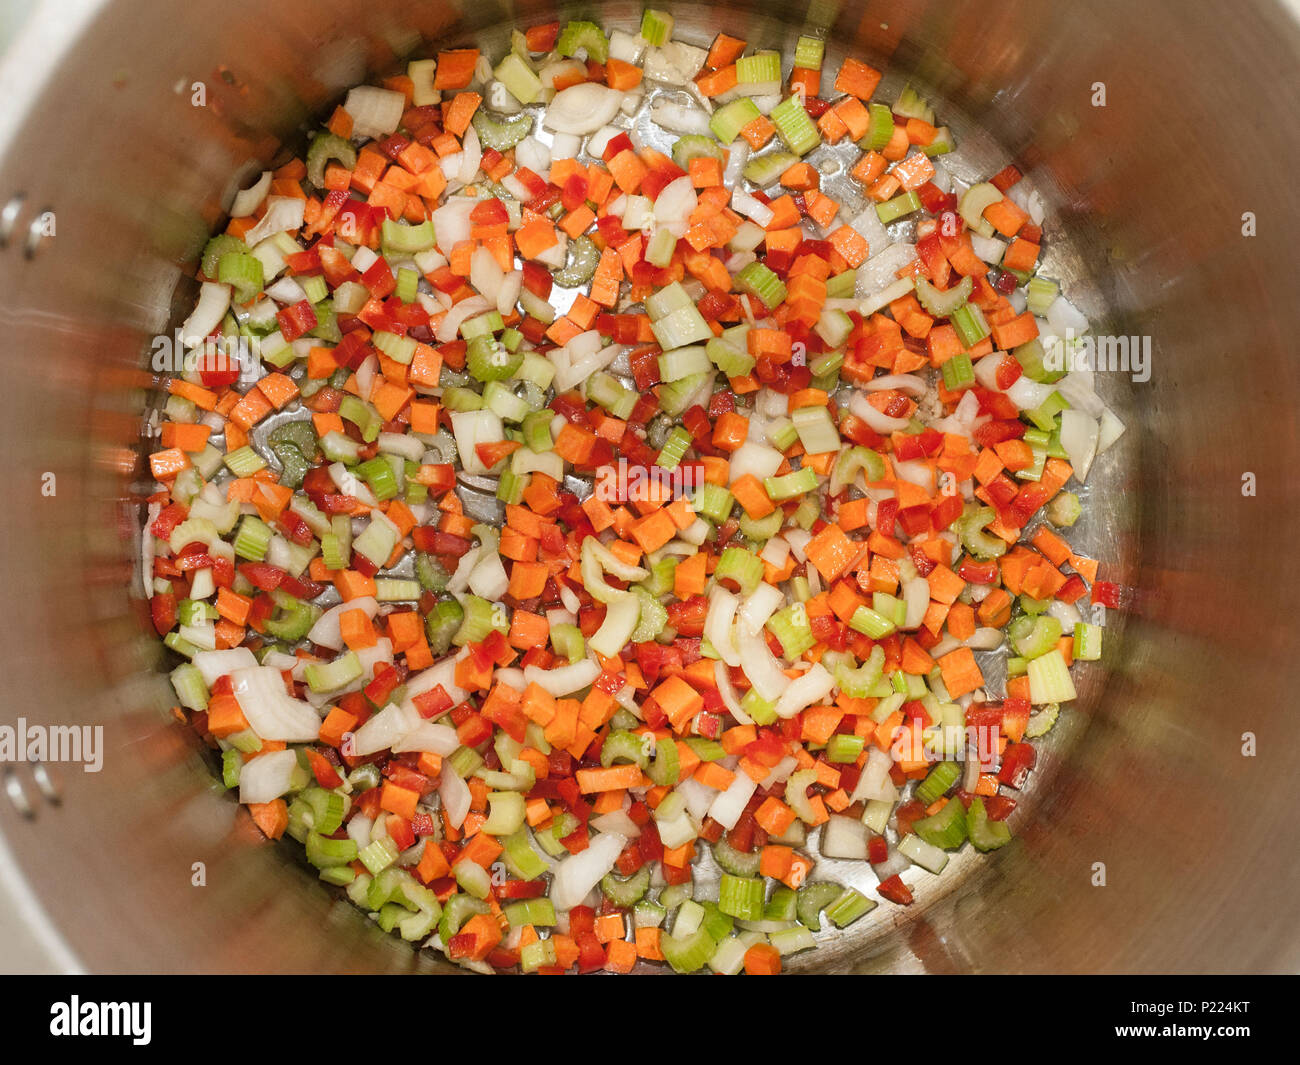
[148,10,1126,974]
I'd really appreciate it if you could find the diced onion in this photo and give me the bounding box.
[192,648,258,687]
[229,665,322,742]
[850,746,899,803]
[238,748,300,805]
[179,283,232,349]
[242,196,306,247]
[772,664,834,719]
[703,587,741,666]
[524,657,601,696]
[707,772,757,830]
[439,765,472,829]
[821,814,870,860]
[551,831,626,910]
[230,170,272,218]
[307,596,379,651]
[344,85,405,140]
[544,83,623,136]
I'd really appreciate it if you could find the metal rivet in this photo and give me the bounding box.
[3,768,34,819]
[30,761,61,805]
[0,194,23,248]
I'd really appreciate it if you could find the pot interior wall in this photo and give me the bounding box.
[0,0,1295,973]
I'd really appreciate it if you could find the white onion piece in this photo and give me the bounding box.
[856,243,918,299]
[551,831,627,910]
[458,123,482,183]
[964,627,1006,651]
[902,576,930,630]
[469,550,510,601]
[435,294,490,345]
[354,353,378,404]
[928,634,962,659]
[737,584,783,636]
[242,196,306,247]
[515,135,550,178]
[557,579,581,614]
[850,746,899,803]
[653,176,697,226]
[784,527,812,562]
[450,409,505,476]
[497,270,523,316]
[849,391,910,433]
[432,198,478,260]
[861,276,916,316]
[731,188,774,227]
[439,766,472,829]
[954,388,983,428]
[727,441,784,485]
[1056,371,1106,418]
[307,596,379,651]
[1004,375,1055,411]
[549,132,581,161]
[969,232,1006,265]
[1045,599,1083,630]
[715,660,752,724]
[400,652,469,711]
[377,431,425,462]
[585,125,622,159]
[391,715,460,756]
[759,535,790,568]
[893,458,935,493]
[678,776,715,822]
[1059,408,1100,483]
[351,704,410,756]
[230,170,272,218]
[760,755,800,790]
[650,99,712,135]
[591,810,641,839]
[847,206,887,251]
[524,658,601,696]
[344,85,405,139]
[704,587,741,667]
[445,545,482,595]
[229,665,322,742]
[872,849,912,882]
[328,462,377,505]
[470,245,505,304]
[544,83,623,136]
[346,813,373,850]
[192,648,258,688]
[737,625,786,703]
[1046,294,1088,336]
[537,58,586,90]
[772,664,834,719]
[180,283,232,349]
[238,749,301,805]
[865,374,927,398]
[707,772,757,831]
[1097,405,1126,453]
[821,814,870,860]
[264,276,309,306]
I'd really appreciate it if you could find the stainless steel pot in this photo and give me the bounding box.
[0,0,1296,974]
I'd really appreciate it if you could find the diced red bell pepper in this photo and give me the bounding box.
[997,742,1037,789]
[876,874,914,906]
[276,300,318,343]
[150,593,178,635]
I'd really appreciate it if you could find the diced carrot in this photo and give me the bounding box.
[937,646,985,698]
[834,57,882,100]
[248,800,289,840]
